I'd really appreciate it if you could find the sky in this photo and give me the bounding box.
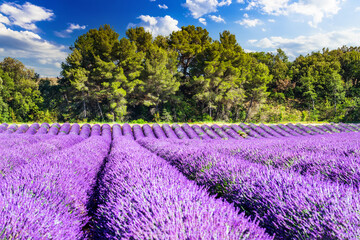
[0,0,360,77]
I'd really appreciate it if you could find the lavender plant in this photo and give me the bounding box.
[132,124,145,140]
[181,123,200,139]
[139,138,360,239]
[93,138,272,239]
[172,124,190,139]
[0,135,110,239]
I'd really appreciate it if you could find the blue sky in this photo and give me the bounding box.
[0,0,359,77]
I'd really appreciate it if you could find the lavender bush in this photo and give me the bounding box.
[93,138,272,239]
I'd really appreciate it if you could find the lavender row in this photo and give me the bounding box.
[0,135,111,239]
[0,134,85,176]
[139,138,360,239]
[196,133,360,186]
[0,123,358,139]
[93,138,271,239]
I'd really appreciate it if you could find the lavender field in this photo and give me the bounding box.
[0,122,359,239]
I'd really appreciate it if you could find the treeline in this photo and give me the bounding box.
[0,25,360,123]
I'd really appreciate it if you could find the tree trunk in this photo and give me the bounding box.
[97,101,104,121]
[83,92,87,119]
[244,96,254,122]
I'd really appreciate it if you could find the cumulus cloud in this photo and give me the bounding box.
[209,15,225,23]
[55,23,86,38]
[199,17,207,25]
[236,18,262,27]
[355,7,360,12]
[245,0,344,27]
[158,4,168,9]
[268,19,275,22]
[183,0,232,19]
[0,23,67,75]
[129,15,180,36]
[248,28,360,59]
[0,2,53,30]
[0,13,10,24]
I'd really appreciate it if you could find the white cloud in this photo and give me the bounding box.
[0,23,67,75]
[158,4,168,9]
[0,13,10,24]
[0,2,53,30]
[268,19,275,22]
[237,0,244,3]
[209,15,226,23]
[248,28,360,59]
[218,0,232,7]
[55,23,86,38]
[355,7,360,12]
[129,15,180,36]
[236,18,262,27]
[183,0,232,19]
[245,0,344,27]
[199,17,207,25]
[243,13,249,18]
[66,23,86,33]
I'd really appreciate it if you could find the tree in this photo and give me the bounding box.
[61,25,129,121]
[0,57,43,121]
[138,44,180,117]
[169,25,211,81]
[190,31,249,120]
[244,60,272,121]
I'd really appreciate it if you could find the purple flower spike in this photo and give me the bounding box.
[122,123,134,140]
[112,124,122,139]
[133,124,145,140]
[142,124,156,138]
[69,123,80,135]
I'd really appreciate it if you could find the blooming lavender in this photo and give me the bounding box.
[47,123,61,135]
[248,123,274,138]
[143,124,156,138]
[181,123,200,139]
[132,124,145,140]
[201,124,221,139]
[4,124,18,134]
[93,138,272,239]
[295,123,320,135]
[139,137,360,239]
[36,123,50,134]
[25,123,40,135]
[101,124,112,142]
[211,124,233,139]
[162,123,178,139]
[80,124,91,138]
[58,123,71,135]
[112,124,122,139]
[122,123,134,140]
[172,124,190,139]
[268,124,294,137]
[192,124,211,140]
[0,135,110,239]
[69,123,80,135]
[91,124,101,136]
[0,134,85,176]
[14,124,29,134]
[259,124,283,137]
[153,123,167,139]
[0,123,8,133]
[219,125,241,139]
[236,123,260,138]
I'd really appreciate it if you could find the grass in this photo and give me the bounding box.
[2,120,330,127]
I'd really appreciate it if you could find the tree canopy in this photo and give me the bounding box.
[1,25,360,123]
